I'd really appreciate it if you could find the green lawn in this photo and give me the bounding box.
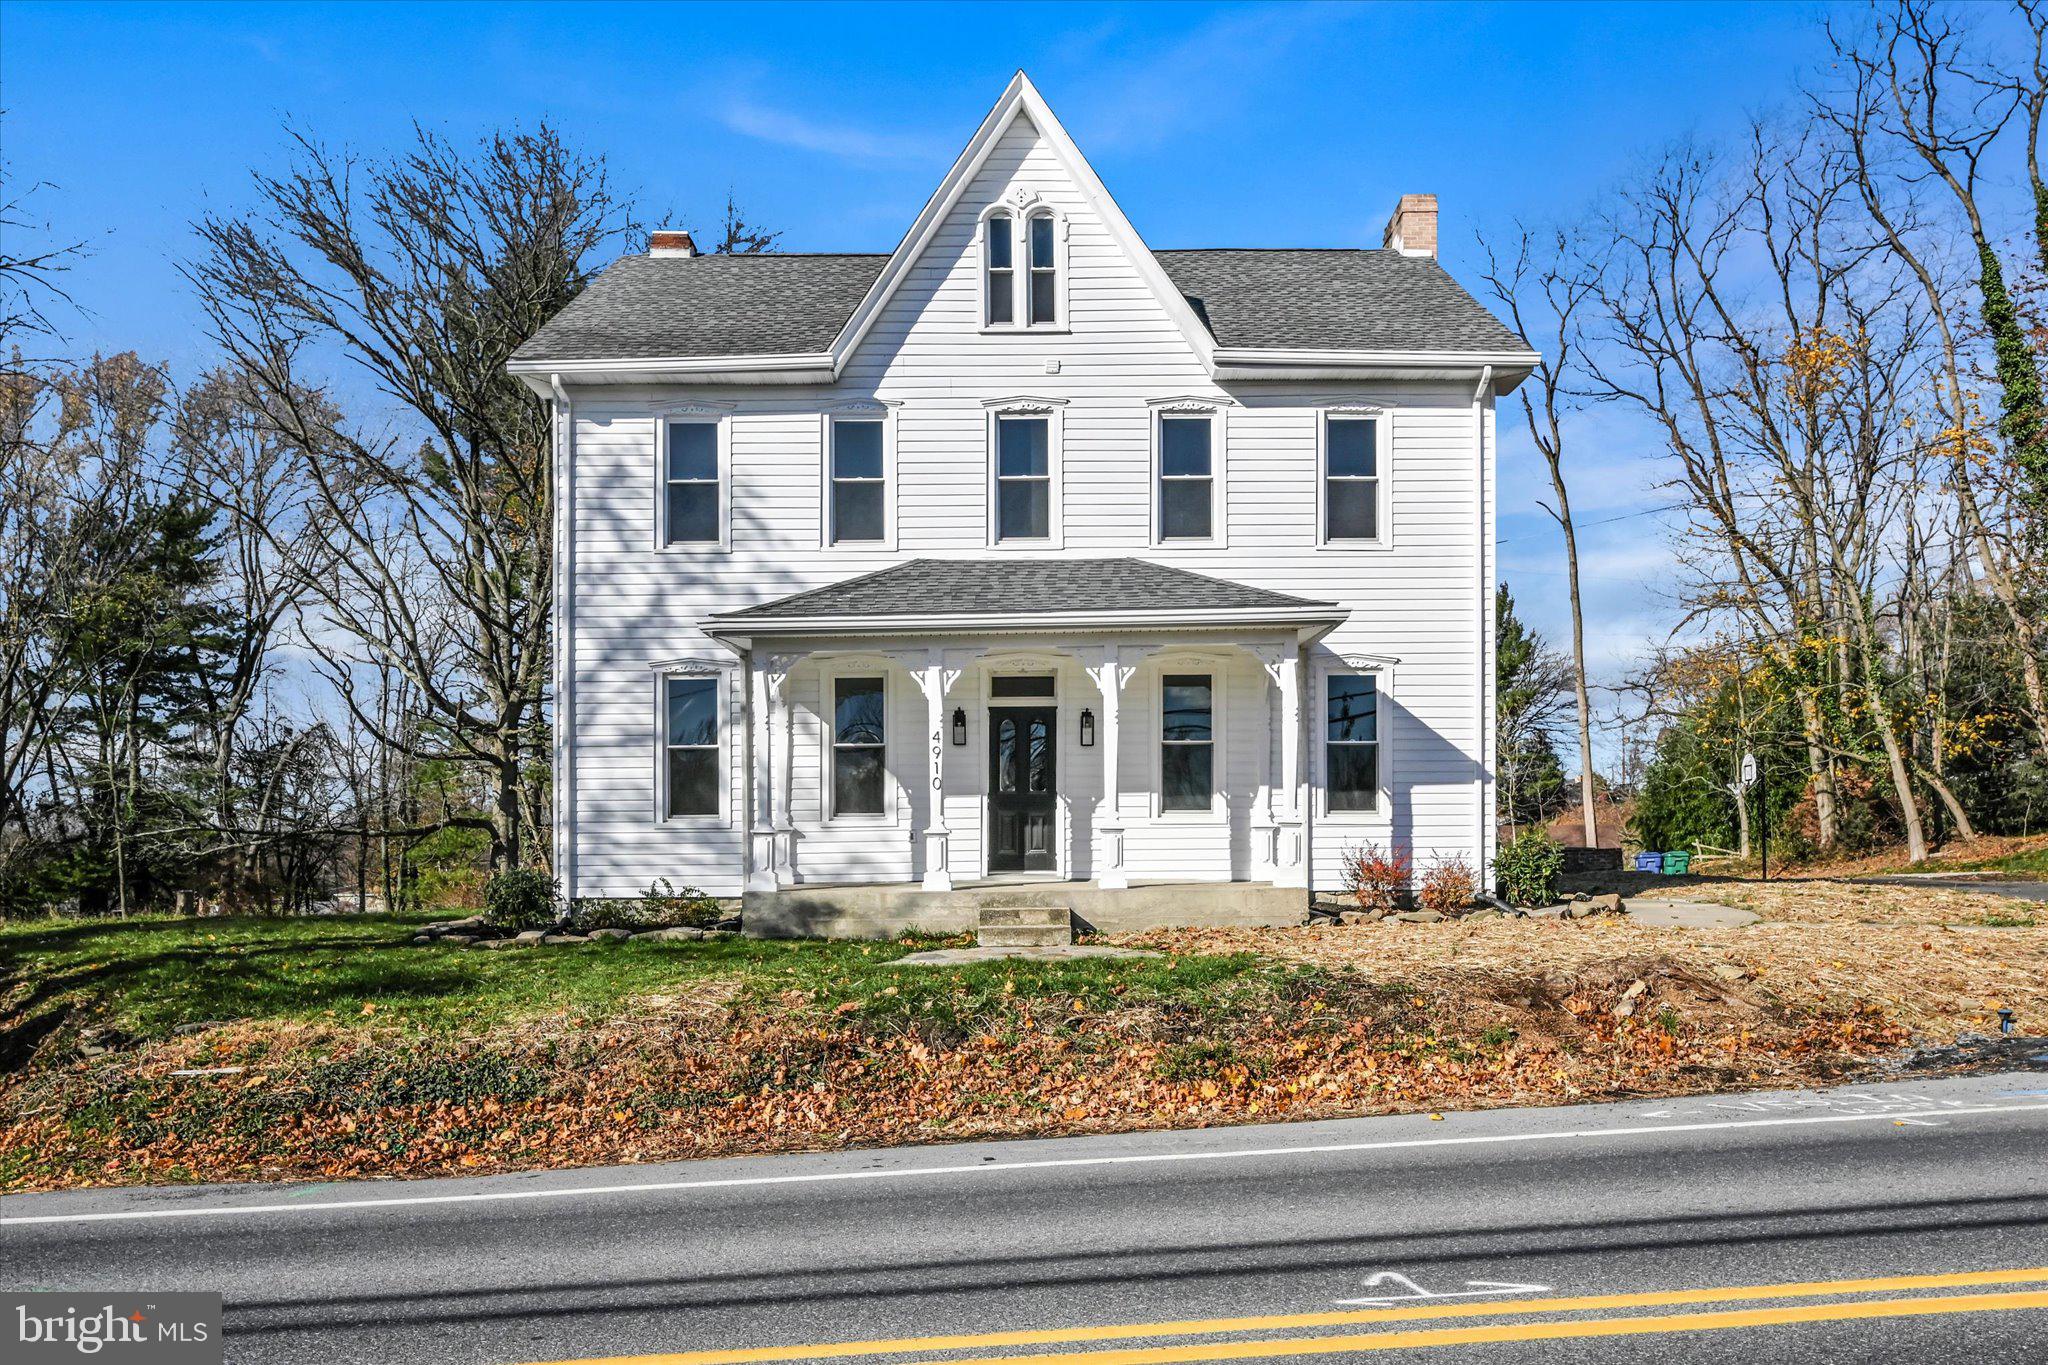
[0,913,1313,1055]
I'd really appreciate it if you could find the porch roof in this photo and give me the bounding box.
[704,557,1346,639]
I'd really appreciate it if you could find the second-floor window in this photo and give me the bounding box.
[985,212,1014,326]
[829,417,886,545]
[995,415,1051,541]
[1158,415,1215,541]
[1323,414,1383,545]
[663,420,720,546]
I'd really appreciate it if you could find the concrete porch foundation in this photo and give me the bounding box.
[743,879,1308,940]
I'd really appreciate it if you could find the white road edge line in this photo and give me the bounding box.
[7,1101,2046,1227]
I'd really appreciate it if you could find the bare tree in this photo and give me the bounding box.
[186,123,634,871]
[1478,226,1604,848]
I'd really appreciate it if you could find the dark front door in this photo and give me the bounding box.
[988,705,1057,872]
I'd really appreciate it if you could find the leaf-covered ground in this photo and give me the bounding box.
[2,898,1988,1193]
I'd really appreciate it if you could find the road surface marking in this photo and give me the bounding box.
[1332,1273,1551,1305]
[521,1269,2048,1365]
[878,1291,2048,1364]
[8,1100,2046,1227]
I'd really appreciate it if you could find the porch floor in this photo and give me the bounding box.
[742,878,1307,940]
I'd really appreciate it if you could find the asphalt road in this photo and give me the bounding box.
[7,1072,2048,1364]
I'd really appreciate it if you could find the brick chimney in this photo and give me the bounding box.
[1381,194,1438,259]
[649,228,698,258]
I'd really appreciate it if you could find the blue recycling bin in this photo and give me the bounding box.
[1634,852,1665,873]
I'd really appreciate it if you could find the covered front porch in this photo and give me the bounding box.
[704,559,1348,934]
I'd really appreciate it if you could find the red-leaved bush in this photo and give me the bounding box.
[1340,841,1412,912]
[1418,855,1479,913]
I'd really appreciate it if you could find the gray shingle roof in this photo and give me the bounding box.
[512,248,1528,363]
[1156,249,1529,353]
[514,254,885,363]
[711,558,1337,622]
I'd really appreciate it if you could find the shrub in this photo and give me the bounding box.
[1494,830,1564,906]
[1340,841,1412,913]
[1417,855,1479,914]
[482,869,557,931]
[577,879,721,931]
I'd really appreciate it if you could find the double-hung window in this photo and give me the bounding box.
[1160,674,1214,813]
[831,677,886,817]
[995,416,1051,542]
[663,420,721,546]
[663,676,720,818]
[1323,414,1382,544]
[1028,212,1057,325]
[1325,673,1380,812]
[1158,415,1215,541]
[985,212,1015,326]
[828,417,886,545]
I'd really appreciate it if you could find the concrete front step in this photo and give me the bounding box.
[977,906,1071,929]
[977,923,1074,949]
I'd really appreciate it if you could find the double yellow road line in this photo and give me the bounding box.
[534,1267,2048,1364]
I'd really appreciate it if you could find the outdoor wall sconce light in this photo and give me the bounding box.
[951,707,966,746]
[1079,707,1096,747]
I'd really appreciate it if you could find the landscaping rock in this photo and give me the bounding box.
[1395,910,1444,924]
[410,934,436,945]
[1336,910,1372,926]
[1587,892,1626,915]
[540,933,590,945]
[1711,962,1749,983]
[512,930,547,944]
[632,926,706,942]
[587,928,633,942]
[1613,978,1649,1018]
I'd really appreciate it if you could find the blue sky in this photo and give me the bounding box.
[3,0,1858,759]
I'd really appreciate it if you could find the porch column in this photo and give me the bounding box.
[1273,645,1308,888]
[915,649,952,891]
[1250,645,1282,877]
[1094,642,1126,890]
[767,653,798,886]
[746,659,778,892]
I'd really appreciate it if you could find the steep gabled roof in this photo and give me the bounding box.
[508,72,1539,385]
[826,71,1221,371]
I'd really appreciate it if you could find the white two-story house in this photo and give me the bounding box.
[511,73,1536,935]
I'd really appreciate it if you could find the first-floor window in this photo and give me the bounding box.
[1158,414,1214,540]
[1323,415,1380,543]
[830,417,886,544]
[1160,673,1214,812]
[995,415,1051,541]
[832,677,886,815]
[664,676,719,817]
[664,420,720,545]
[1326,672,1379,811]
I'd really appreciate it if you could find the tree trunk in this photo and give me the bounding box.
[1795,693,1838,850]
